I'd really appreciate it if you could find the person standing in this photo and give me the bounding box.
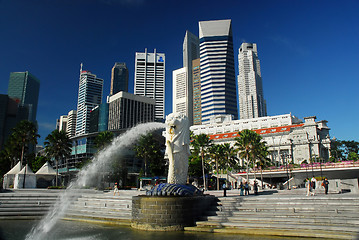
[113,182,120,196]
[322,178,329,194]
[244,182,249,195]
[239,182,244,196]
[311,176,317,196]
[253,181,258,195]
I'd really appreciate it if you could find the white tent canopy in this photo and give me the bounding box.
[35,161,56,175]
[35,162,56,188]
[14,164,36,189]
[2,161,21,189]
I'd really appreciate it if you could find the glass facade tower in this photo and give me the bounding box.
[75,67,103,136]
[7,71,40,123]
[110,62,129,95]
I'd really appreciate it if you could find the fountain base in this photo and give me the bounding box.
[131,195,216,231]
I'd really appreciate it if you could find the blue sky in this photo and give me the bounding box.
[0,0,358,145]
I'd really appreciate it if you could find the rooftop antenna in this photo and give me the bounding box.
[80,63,83,74]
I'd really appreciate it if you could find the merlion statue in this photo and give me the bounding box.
[165,112,190,185]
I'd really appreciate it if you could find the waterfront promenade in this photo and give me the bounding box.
[1,187,358,239]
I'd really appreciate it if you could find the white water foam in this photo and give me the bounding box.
[26,122,165,240]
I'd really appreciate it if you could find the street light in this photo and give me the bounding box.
[281,152,290,190]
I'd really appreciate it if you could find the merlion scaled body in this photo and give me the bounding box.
[165,112,190,185]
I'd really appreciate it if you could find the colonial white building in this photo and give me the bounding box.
[190,113,331,166]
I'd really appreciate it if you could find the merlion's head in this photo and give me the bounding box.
[165,112,188,136]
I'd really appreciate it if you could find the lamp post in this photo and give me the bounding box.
[281,152,290,190]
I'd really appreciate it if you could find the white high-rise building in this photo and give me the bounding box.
[66,110,77,138]
[134,49,165,121]
[182,31,200,125]
[172,67,187,115]
[56,115,68,132]
[238,43,267,119]
[199,19,237,124]
[75,65,103,136]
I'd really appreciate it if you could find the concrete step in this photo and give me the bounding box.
[213,210,359,219]
[216,206,359,213]
[207,215,359,226]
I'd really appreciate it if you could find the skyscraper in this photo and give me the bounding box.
[110,62,129,95]
[66,110,77,138]
[172,67,187,115]
[192,58,201,125]
[198,19,237,124]
[75,65,104,136]
[7,71,40,123]
[134,49,165,121]
[181,31,200,125]
[238,43,267,119]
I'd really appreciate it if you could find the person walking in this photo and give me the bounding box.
[322,178,329,194]
[113,182,120,196]
[244,181,249,195]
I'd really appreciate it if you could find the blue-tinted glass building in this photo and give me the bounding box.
[110,62,129,95]
[7,71,40,123]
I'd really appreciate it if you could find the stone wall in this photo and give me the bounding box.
[131,195,216,231]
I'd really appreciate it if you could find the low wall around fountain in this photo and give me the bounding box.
[131,195,216,231]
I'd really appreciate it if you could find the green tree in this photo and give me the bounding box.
[11,120,40,168]
[44,130,72,186]
[255,142,271,188]
[133,133,164,177]
[188,154,202,178]
[347,152,359,161]
[221,143,239,172]
[31,155,49,172]
[190,133,212,190]
[209,144,224,190]
[94,131,114,151]
[235,129,262,182]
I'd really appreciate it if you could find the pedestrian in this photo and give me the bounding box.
[253,181,258,195]
[113,182,119,196]
[311,176,317,196]
[244,181,249,195]
[322,178,329,194]
[239,182,244,196]
[306,178,314,196]
[222,182,227,197]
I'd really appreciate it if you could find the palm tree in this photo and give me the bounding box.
[12,120,40,168]
[133,133,162,177]
[94,131,114,151]
[255,142,271,188]
[235,129,262,183]
[191,134,212,190]
[209,144,224,190]
[44,129,72,186]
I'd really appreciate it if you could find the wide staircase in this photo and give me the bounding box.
[185,189,359,239]
[0,190,60,219]
[64,190,137,226]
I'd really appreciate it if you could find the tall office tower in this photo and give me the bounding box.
[134,49,165,121]
[172,67,187,115]
[238,43,267,119]
[183,31,200,125]
[192,58,201,125]
[7,71,40,123]
[66,110,77,138]
[56,115,68,131]
[198,19,237,124]
[110,62,129,95]
[75,65,104,136]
